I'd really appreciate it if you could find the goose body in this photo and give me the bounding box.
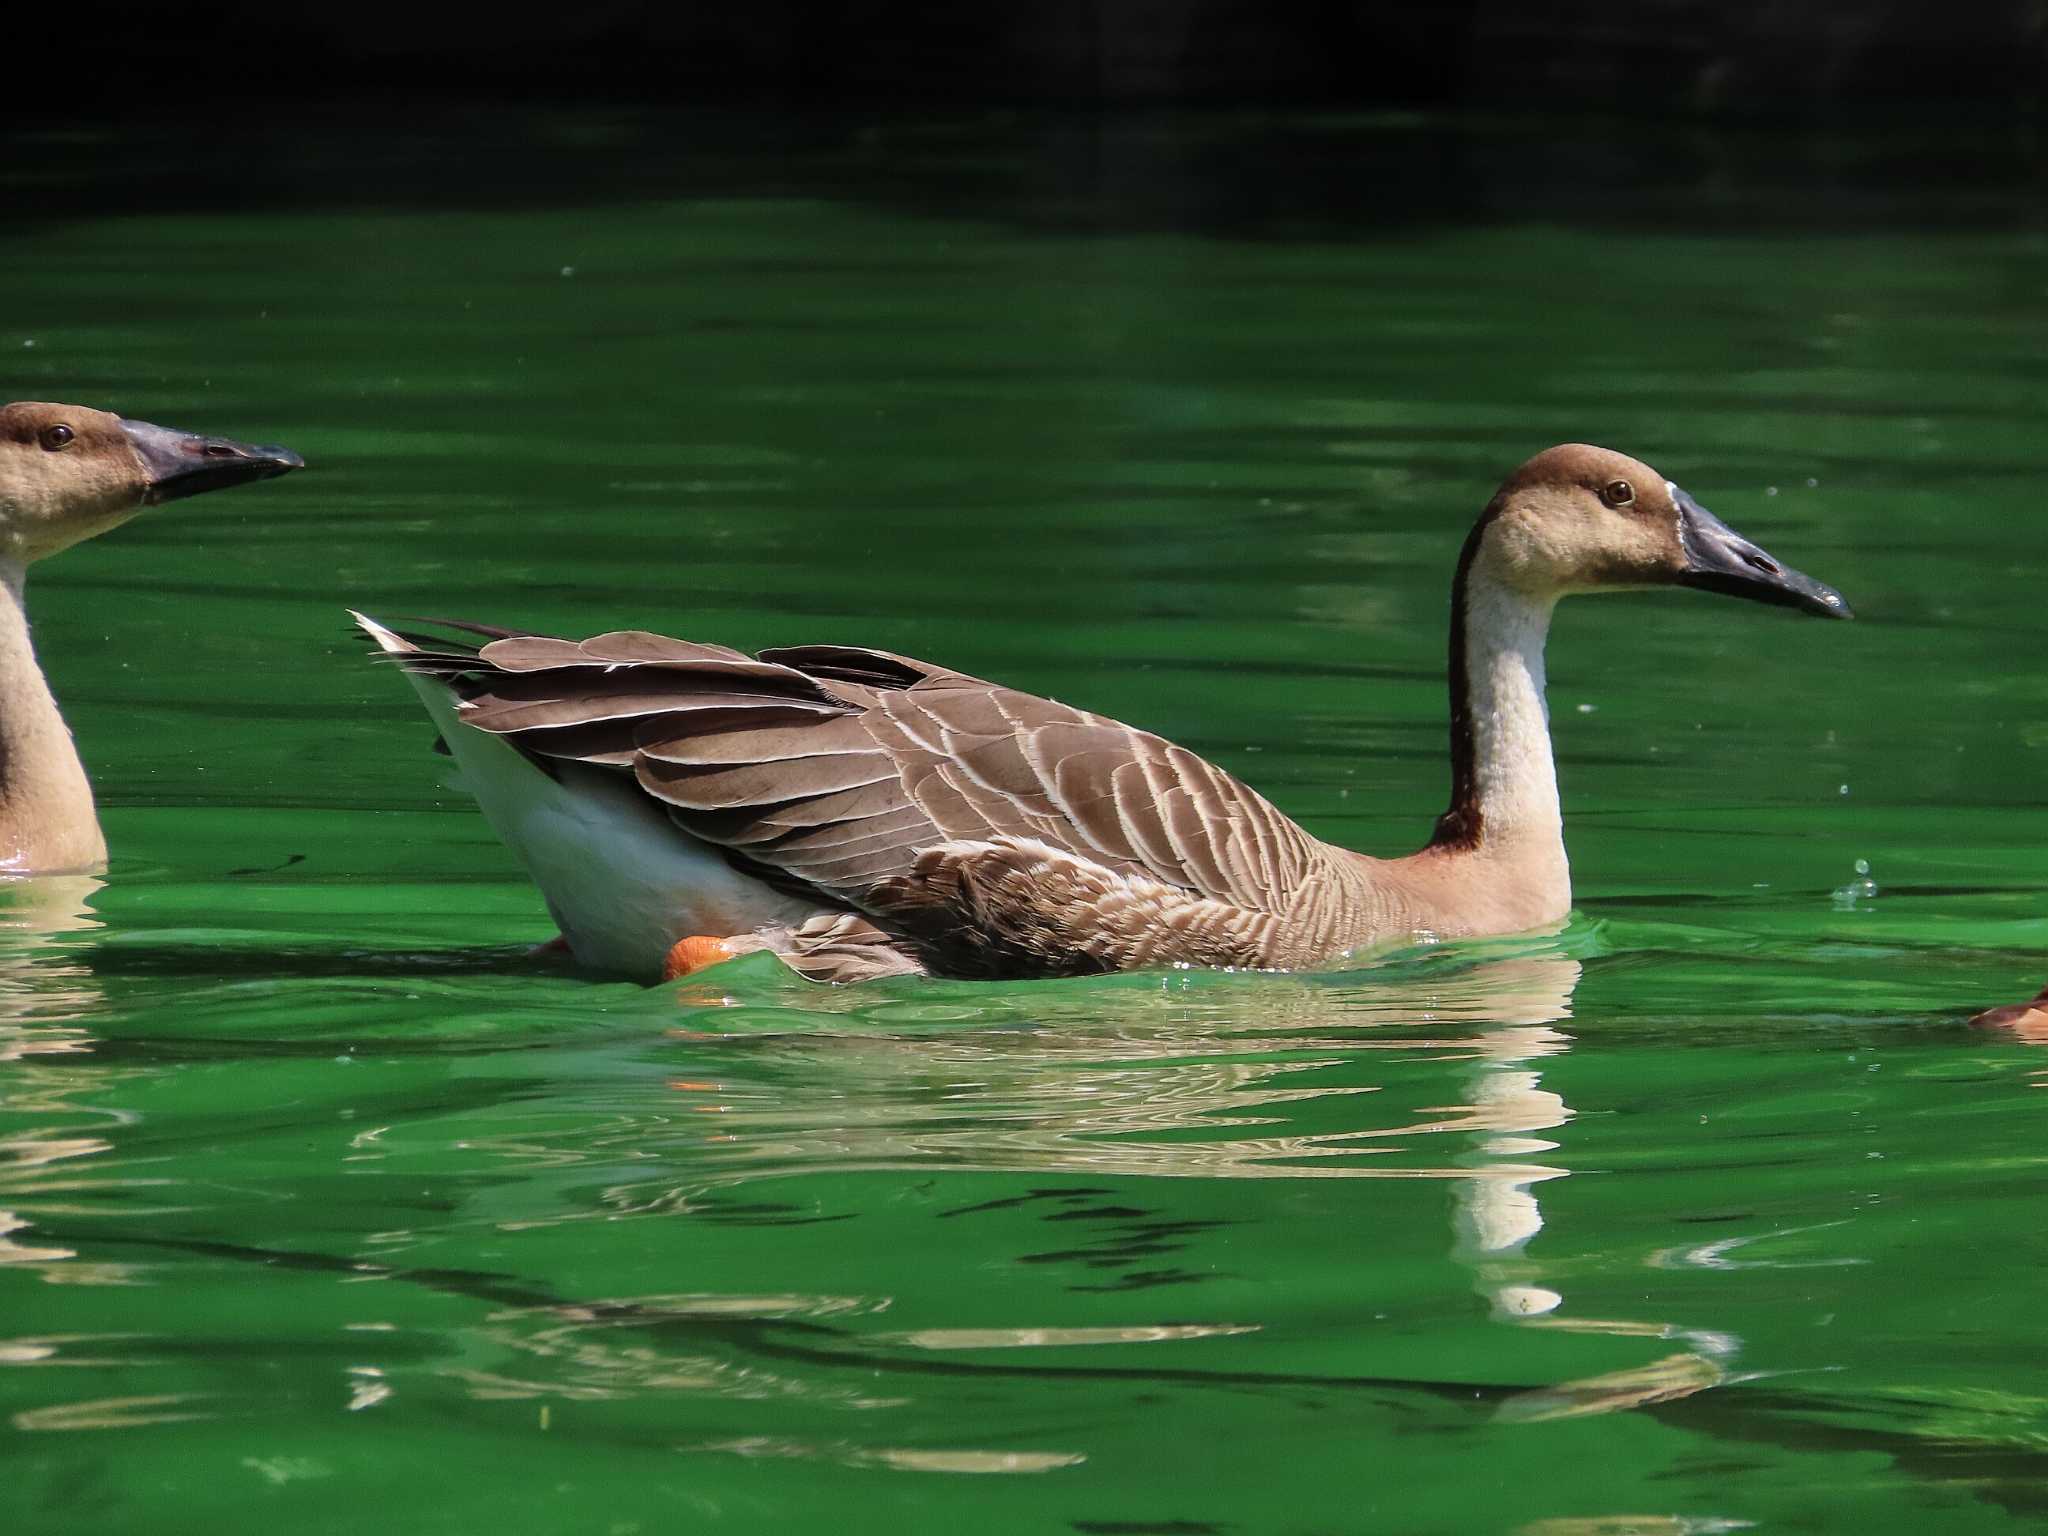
[0,402,301,874]
[360,444,1848,983]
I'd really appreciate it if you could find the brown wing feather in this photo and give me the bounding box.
[383,622,1324,948]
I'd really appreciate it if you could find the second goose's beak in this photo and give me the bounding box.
[121,416,305,504]
[1672,485,1851,619]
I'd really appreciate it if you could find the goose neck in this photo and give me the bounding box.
[0,561,103,873]
[1432,533,1565,856]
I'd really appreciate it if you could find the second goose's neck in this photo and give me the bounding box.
[1432,531,1565,862]
[0,562,104,874]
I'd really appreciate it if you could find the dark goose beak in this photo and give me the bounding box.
[1673,485,1851,619]
[120,416,305,504]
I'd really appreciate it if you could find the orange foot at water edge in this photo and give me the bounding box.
[662,935,739,982]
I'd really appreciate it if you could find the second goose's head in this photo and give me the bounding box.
[1475,443,1850,618]
[0,401,304,569]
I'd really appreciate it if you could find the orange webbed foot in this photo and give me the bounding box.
[662,934,739,981]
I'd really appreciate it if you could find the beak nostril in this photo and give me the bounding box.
[202,444,242,459]
[1744,553,1780,576]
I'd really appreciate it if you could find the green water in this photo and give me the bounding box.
[4,111,2047,1532]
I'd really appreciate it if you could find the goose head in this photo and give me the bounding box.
[1479,443,1850,618]
[0,401,304,568]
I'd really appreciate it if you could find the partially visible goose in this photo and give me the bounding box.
[1970,984,2048,1043]
[358,443,1849,984]
[0,402,303,874]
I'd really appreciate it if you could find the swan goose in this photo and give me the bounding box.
[358,443,1848,983]
[0,401,302,874]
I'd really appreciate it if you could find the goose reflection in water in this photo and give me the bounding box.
[429,946,1734,1426]
[646,950,1597,1190]
[0,874,131,1282]
[0,874,103,1055]
[654,946,1562,1196]
[1439,971,1738,1421]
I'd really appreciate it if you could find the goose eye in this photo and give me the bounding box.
[39,424,74,452]
[1601,478,1634,508]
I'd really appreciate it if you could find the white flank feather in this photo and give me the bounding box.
[354,612,819,977]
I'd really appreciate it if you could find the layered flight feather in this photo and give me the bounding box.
[367,618,1344,977]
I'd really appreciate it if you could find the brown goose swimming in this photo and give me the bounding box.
[358,443,1848,984]
[0,401,302,875]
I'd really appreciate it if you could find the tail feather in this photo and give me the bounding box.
[349,609,419,656]
[352,610,503,685]
[350,606,824,976]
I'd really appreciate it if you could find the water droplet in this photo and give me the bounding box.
[1831,858,1879,911]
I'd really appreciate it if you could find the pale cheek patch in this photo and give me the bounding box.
[1489,490,1685,595]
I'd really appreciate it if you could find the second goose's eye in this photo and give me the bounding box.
[1601,478,1634,508]
[39,424,74,452]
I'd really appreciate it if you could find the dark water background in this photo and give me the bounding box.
[3,110,2046,1532]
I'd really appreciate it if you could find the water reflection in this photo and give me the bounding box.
[448,1292,905,1412]
[0,874,103,1060]
[400,946,1731,1428]
[0,874,129,1287]
[1449,1007,1573,1322]
[0,907,1744,1440]
[637,950,1590,1194]
[1417,960,1727,1418]
[490,949,1580,1232]
[685,1436,1086,1475]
